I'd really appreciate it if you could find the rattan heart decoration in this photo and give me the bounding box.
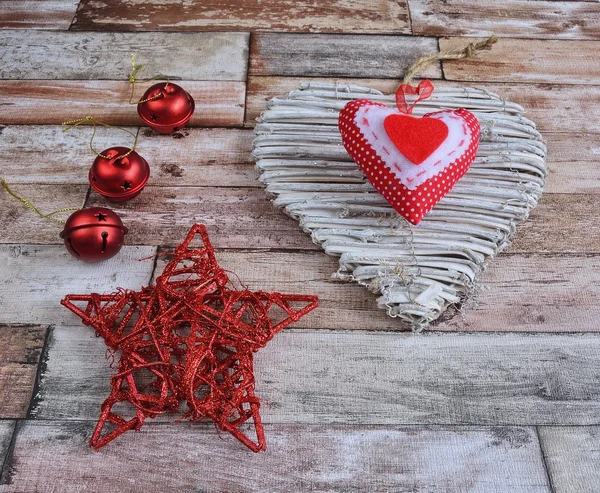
[252,40,547,330]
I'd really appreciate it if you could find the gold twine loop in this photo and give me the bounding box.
[129,54,170,105]
[402,35,498,85]
[1,180,79,224]
[62,116,138,160]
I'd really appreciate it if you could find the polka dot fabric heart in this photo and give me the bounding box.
[339,100,480,225]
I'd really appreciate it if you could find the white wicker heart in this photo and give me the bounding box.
[252,82,547,329]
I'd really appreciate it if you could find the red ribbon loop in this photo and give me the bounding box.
[395,79,434,115]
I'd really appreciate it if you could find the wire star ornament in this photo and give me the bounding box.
[61,224,318,452]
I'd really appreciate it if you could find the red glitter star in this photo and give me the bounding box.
[61,224,318,452]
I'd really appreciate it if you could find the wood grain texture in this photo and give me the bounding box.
[33,327,600,425]
[0,80,246,126]
[0,126,255,186]
[539,426,600,493]
[0,245,595,333]
[2,421,550,493]
[440,37,600,85]
[0,326,47,418]
[0,30,249,81]
[0,0,78,30]
[250,34,442,78]
[246,77,600,134]
[217,251,600,332]
[0,124,594,193]
[0,420,16,476]
[440,254,600,332]
[84,185,317,250]
[410,0,600,40]
[1,185,593,254]
[245,76,401,124]
[71,0,410,34]
[0,245,157,325]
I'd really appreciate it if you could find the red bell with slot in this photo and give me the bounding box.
[60,208,128,262]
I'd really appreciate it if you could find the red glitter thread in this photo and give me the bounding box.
[61,224,318,452]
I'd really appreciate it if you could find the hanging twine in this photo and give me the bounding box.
[402,35,498,85]
[62,116,138,160]
[128,54,170,105]
[1,180,78,224]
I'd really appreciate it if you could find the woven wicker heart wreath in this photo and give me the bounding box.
[252,38,547,330]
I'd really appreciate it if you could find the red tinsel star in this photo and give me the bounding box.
[61,224,318,452]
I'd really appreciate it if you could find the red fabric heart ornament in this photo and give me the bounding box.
[338,81,480,225]
[383,114,449,165]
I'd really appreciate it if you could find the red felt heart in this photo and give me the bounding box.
[338,99,480,225]
[383,114,449,165]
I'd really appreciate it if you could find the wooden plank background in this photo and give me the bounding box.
[1,2,599,491]
[539,427,600,493]
[33,327,600,425]
[70,0,412,34]
[3,422,550,493]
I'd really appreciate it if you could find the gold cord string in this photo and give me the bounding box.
[128,54,170,105]
[62,116,138,160]
[402,35,498,85]
[1,180,78,224]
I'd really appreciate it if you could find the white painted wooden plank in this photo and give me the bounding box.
[0,420,15,472]
[0,125,256,186]
[154,251,600,332]
[4,421,550,493]
[0,245,157,325]
[3,125,596,194]
[33,327,600,425]
[250,33,441,79]
[0,30,249,81]
[440,253,600,332]
[539,426,600,493]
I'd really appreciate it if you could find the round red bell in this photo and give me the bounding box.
[137,82,195,134]
[60,208,128,262]
[89,147,150,202]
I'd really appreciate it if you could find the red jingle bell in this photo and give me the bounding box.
[137,82,195,134]
[89,147,150,202]
[60,208,128,262]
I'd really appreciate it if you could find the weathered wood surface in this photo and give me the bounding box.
[2,185,596,254]
[246,77,600,134]
[0,326,47,418]
[246,76,401,124]
[410,0,600,40]
[440,254,600,332]
[0,80,246,127]
[250,34,442,79]
[0,245,156,325]
[0,126,255,186]
[441,37,600,85]
[539,426,600,493]
[0,245,595,332]
[72,0,411,34]
[2,421,550,493]
[1,125,595,194]
[0,30,249,81]
[0,0,78,30]
[0,420,15,474]
[34,327,600,425]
